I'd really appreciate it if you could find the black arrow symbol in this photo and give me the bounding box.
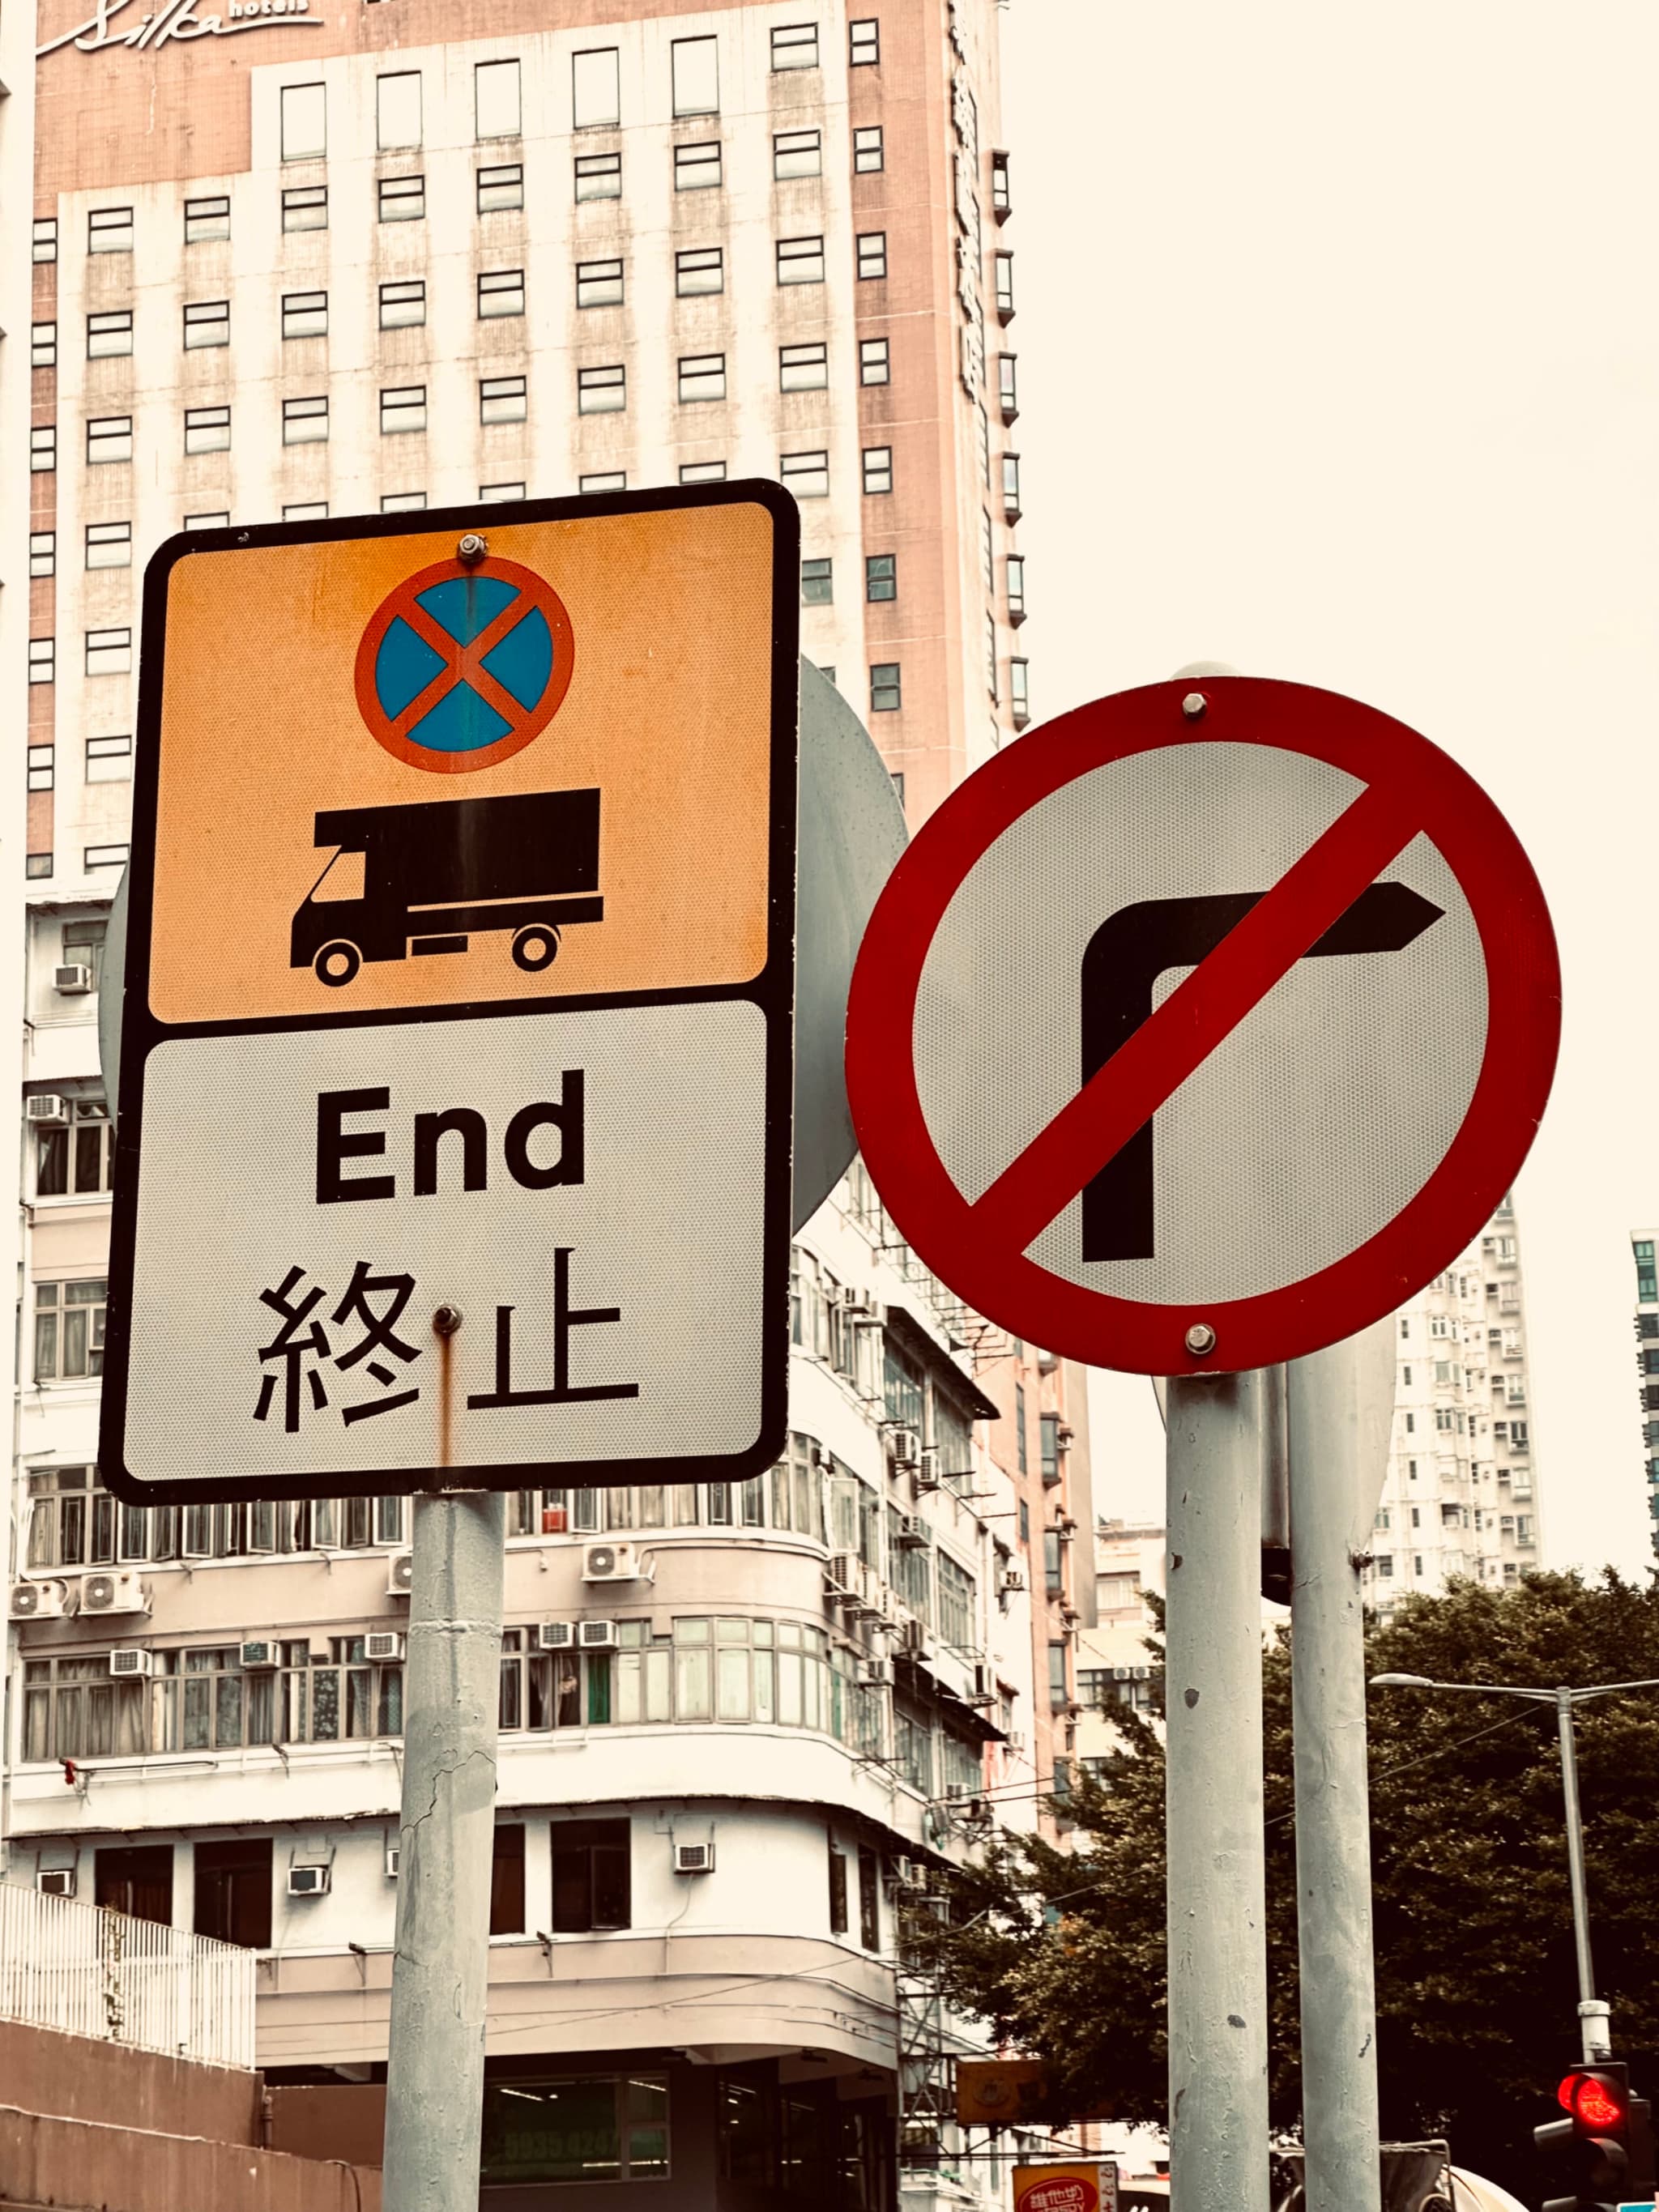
[1079,880,1444,1264]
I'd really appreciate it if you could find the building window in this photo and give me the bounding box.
[1003,451,1021,518]
[857,1845,881,1948]
[282,290,326,340]
[476,268,523,319]
[32,322,57,369]
[475,57,521,139]
[1007,555,1026,622]
[484,373,530,424]
[381,385,427,435]
[980,512,995,590]
[28,638,55,685]
[86,521,131,569]
[575,151,622,201]
[183,511,228,530]
[574,365,622,416]
[862,445,893,495]
[86,311,133,360]
[184,299,230,349]
[576,257,623,309]
[856,231,887,280]
[282,395,328,445]
[995,251,1015,320]
[87,734,132,783]
[480,2075,667,2186]
[986,614,999,699]
[280,83,326,162]
[480,481,527,503]
[774,128,821,180]
[489,1823,525,1934]
[282,185,327,232]
[381,492,426,514]
[284,501,327,521]
[479,162,524,212]
[778,234,825,285]
[552,1818,629,1932]
[780,342,828,391]
[89,415,135,464]
[672,34,719,117]
[28,745,53,793]
[377,70,421,150]
[185,194,231,243]
[676,245,723,296]
[828,1839,848,1932]
[195,1839,273,1950]
[572,47,621,130]
[86,626,132,676]
[26,857,53,881]
[33,218,58,263]
[678,352,726,404]
[674,141,721,191]
[772,22,818,68]
[853,126,884,174]
[870,663,901,714]
[88,206,134,254]
[1047,1640,1068,1709]
[850,18,880,65]
[859,337,889,386]
[184,406,230,455]
[781,450,829,500]
[1015,1380,1028,1472]
[999,353,1018,420]
[30,533,56,578]
[26,1662,152,1771]
[680,461,726,484]
[378,174,424,223]
[379,279,425,329]
[865,553,895,603]
[34,1278,109,1374]
[801,557,833,606]
[30,427,56,475]
[1011,658,1030,727]
[992,151,1012,215]
[580,472,625,493]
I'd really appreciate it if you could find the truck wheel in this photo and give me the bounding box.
[512,925,560,973]
[314,941,362,987]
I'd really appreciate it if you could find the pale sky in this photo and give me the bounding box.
[1003,5,1659,1576]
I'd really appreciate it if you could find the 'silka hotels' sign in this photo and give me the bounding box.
[38,0,320,63]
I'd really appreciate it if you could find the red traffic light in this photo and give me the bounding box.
[1559,2072,1629,2133]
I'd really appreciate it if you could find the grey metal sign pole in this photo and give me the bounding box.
[1165,1368,1272,2212]
[1286,1333,1387,2212]
[382,1450,507,2212]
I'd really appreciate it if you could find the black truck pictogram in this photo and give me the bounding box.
[291,789,603,987]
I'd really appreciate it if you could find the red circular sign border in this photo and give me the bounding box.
[352,555,576,775]
[845,676,1562,1377]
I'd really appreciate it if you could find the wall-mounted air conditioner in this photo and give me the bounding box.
[387,1553,415,1596]
[54,964,93,995]
[887,1426,921,1471]
[825,1553,855,1595]
[79,1571,147,1616]
[538,1621,574,1651]
[108,1647,155,1678]
[857,1658,893,1687]
[385,1843,401,1879]
[894,1515,930,1549]
[672,1841,714,1874]
[240,1639,278,1669]
[287,1865,331,1898]
[365,1630,405,1662]
[37,1868,75,1897]
[999,1567,1026,1595]
[581,1542,640,1583]
[578,1619,617,1649]
[11,1579,67,1621]
[26,1095,69,1126]
[915,1449,941,1491]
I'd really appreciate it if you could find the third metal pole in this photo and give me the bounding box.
[1166,1369,1272,2212]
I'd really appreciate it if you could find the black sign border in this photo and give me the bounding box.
[100,480,800,1505]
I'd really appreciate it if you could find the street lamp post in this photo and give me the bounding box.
[1368,1672,1659,2064]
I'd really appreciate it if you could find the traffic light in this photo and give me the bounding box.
[1534,2062,1656,2212]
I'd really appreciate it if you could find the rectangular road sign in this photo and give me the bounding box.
[101,484,798,1503]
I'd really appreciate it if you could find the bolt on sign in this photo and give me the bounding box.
[100,486,799,1503]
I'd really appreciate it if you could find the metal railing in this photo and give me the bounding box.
[0,1881,255,2069]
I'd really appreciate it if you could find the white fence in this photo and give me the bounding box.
[0,1880,255,2069]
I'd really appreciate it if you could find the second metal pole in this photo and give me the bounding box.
[1555,1690,1610,2061]
[1166,1369,1272,2212]
[1286,1339,1382,2212]
[382,1485,508,2212]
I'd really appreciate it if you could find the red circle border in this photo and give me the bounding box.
[845,676,1562,1377]
[352,555,576,775]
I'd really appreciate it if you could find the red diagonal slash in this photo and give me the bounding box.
[970,774,1426,1255]
[390,590,531,740]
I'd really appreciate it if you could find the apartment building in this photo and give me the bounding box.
[1,3,1093,2206]
[1630,1229,1659,1559]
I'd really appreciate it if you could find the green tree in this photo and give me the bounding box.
[914,1571,1659,2197]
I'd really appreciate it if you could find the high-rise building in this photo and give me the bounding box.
[1,3,1094,2204]
[1628,1229,1659,1558]
[1363,1195,1542,1613]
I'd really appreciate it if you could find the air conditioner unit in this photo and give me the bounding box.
[810,1443,834,1471]
[79,1571,147,1616]
[578,1618,617,1649]
[1004,1728,1026,1753]
[966,1662,996,1707]
[582,1542,640,1583]
[887,1426,922,1471]
[825,1552,856,1594]
[888,1855,923,1890]
[54,964,93,995]
[895,1515,930,1550]
[915,1448,942,1491]
[385,1843,400,1879]
[365,1630,405,1662]
[11,1579,66,1621]
[287,1865,331,1898]
[38,1867,76,1896]
[999,1567,1026,1595]
[1056,1424,1075,1448]
[387,1552,415,1596]
[108,1647,155,1678]
[240,1639,278,1669]
[26,1094,69,1126]
[673,1841,714,1874]
[858,1658,893,1687]
[538,1621,574,1651]
[901,1617,930,1656]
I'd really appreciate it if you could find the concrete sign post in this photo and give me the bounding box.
[847,676,1560,2212]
